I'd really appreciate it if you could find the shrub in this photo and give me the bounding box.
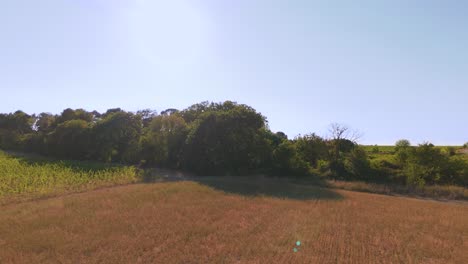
[344,147,371,180]
[316,159,329,173]
[395,139,411,164]
[402,143,462,186]
[395,139,411,150]
[369,159,399,183]
[446,156,468,186]
[371,145,380,154]
[328,159,347,179]
[404,163,431,187]
[295,133,328,168]
[270,141,311,176]
[443,146,457,156]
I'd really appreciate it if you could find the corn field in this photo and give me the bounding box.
[0,151,139,198]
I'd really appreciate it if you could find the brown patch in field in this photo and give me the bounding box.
[458,148,468,154]
[0,181,467,263]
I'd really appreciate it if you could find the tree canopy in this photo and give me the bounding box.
[0,101,466,187]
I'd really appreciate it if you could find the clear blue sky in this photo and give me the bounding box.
[1,0,467,145]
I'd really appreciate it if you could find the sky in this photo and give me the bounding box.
[1,0,467,145]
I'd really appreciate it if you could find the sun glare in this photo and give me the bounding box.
[127,0,208,69]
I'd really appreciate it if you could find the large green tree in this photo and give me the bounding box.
[140,114,188,167]
[182,102,269,175]
[91,111,142,163]
[48,119,90,159]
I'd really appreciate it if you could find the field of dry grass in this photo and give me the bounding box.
[327,180,468,201]
[1,177,467,264]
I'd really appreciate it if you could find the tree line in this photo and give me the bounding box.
[0,101,466,187]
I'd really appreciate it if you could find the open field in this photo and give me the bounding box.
[1,151,467,263]
[327,179,468,200]
[1,178,467,264]
[361,145,467,153]
[361,145,397,153]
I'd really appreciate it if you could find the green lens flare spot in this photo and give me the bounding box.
[293,248,298,253]
[296,241,301,246]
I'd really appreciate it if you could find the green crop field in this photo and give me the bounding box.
[361,145,396,153]
[362,144,465,154]
[0,151,139,203]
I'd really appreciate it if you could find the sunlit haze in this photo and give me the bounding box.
[1,0,467,145]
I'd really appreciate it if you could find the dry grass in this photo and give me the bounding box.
[1,178,467,264]
[327,180,468,201]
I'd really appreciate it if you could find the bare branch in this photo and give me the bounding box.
[328,123,363,143]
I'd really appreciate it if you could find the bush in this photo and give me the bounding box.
[446,156,468,186]
[344,147,371,180]
[403,143,457,186]
[328,159,347,179]
[270,141,311,176]
[443,146,457,156]
[395,139,411,164]
[395,139,411,148]
[295,133,328,168]
[369,159,400,183]
[371,145,380,154]
[404,163,431,187]
[316,159,329,173]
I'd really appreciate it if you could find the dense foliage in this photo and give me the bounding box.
[0,101,466,187]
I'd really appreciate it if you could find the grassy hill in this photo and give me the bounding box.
[362,144,468,157]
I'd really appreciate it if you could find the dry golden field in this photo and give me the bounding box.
[1,178,467,264]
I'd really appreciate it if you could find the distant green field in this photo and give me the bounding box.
[361,145,396,153]
[362,145,468,166]
[0,151,140,202]
[361,145,465,154]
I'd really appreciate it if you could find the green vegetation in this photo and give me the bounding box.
[364,141,468,187]
[362,145,396,154]
[0,151,139,201]
[0,101,467,198]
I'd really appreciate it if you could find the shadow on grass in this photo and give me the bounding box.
[141,168,343,200]
[141,168,193,183]
[192,176,343,201]
[3,151,343,201]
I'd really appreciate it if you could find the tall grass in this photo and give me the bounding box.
[0,151,140,200]
[327,180,468,200]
